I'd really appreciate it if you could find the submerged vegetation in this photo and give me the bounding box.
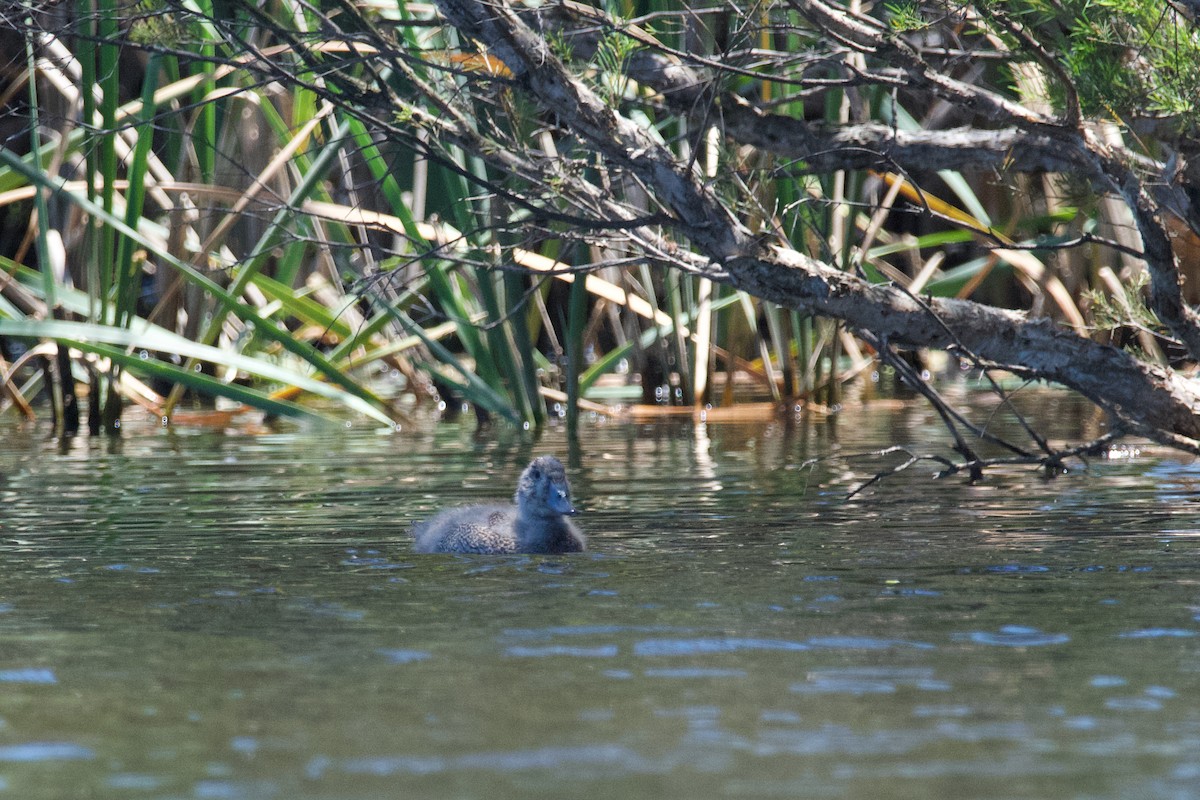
[2,1,1200,469]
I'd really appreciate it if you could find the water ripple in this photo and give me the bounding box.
[1090,675,1127,687]
[503,625,690,640]
[376,649,432,664]
[505,645,619,658]
[1104,697,1163,711]
[338,744,650,776]
[983,564,1051,574]
[1117,628,1196,639]
[633,636,934,656]
[956,626,1070,647]
[106,774,164,790]
[807,636,935,650]
[0,742,94,762]
[790,677,896,695]
[0,668,57,684]
[792,666,950,695]
[634,638,809,656]
[643,668,748,679]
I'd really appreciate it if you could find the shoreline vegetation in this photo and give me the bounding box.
[0,5,821,428]
[3,1,1199,474]
[0,1,886,431]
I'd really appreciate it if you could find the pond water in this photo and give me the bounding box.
[2,391,1200,799]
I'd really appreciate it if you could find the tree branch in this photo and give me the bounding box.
[424,0,1200,450]
[527,1,1084,176]
[435,0,748,261]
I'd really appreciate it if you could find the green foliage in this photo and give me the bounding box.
[593,30,637,105]
[128,0,192,47]
[884,0,926,33]
[1082,270,1157,334]
[991,0,1200,126]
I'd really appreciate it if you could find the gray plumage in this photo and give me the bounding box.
[413,456,586,554]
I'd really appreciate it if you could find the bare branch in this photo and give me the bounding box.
[531,2,1088,177]
[435,0,748,261]
[784,0,1059,129]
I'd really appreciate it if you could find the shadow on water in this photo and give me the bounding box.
[0,391,1199,799]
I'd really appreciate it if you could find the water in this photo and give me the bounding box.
[2,393,1200,799]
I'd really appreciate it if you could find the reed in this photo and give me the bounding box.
[0,1,1112,433]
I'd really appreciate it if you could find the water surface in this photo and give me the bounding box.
[1,395,1199,799]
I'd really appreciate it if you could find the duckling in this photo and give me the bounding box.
[412,456,586,554]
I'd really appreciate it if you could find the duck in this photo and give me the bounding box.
[412,456,586,554]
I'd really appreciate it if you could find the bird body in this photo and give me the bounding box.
[413,456,586,554]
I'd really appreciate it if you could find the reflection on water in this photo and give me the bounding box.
[0,393,1199,799]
